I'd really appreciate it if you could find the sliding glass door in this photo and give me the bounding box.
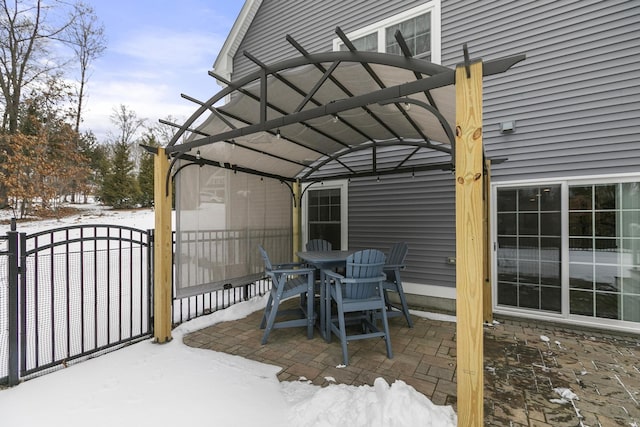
[496,185,562,312]
[568,182,640,322]
[495,179,640,325]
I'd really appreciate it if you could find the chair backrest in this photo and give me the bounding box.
[386,242,408,266]
[257,245,273,271]
[306,239,332,251]
[344,249,386,299]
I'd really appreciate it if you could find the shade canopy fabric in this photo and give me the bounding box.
[165,49,468,183]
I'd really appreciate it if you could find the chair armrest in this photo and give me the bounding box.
[339,273,386,285]
[269,267,315,275]
[273,261,306,269]
[323,269,344,281]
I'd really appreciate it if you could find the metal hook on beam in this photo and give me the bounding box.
[463,43,471,79]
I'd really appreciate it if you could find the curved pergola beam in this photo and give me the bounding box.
[166,50,453,148]
[300,139,447,180]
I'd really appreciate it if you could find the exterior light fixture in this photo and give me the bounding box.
[499,120,516,133]
[196,150,201,160]
[276,129,281,139]
[332,115,339,123]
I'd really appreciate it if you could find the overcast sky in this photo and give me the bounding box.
[79,0,244,141]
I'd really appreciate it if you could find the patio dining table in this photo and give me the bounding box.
[297,250,354,341]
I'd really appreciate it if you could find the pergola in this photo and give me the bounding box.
[151,29,525,425]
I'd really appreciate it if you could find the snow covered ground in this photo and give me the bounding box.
[0,203,457,427]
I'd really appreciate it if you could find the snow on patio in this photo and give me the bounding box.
[0,204,457,427]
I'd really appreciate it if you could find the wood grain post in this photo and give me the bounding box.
[455,60,484,426]
[153,147,172,343]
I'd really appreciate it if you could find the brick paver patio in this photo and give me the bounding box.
[183,300,640,426]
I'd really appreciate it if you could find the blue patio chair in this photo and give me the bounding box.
[382,242,414,328]
[323,249,391,365]
[305,239,332,251]
[258,245,316,345]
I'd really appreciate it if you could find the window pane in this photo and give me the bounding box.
[498,213,516,235]
[518,260,539,284]
[385,13,430,57]
[570,290,593,316]
[415,34,430,57]
[595,184,617,210]
[540,262,561,286]
[540,212,561,236]
[309,205,318,221]
[518,237,539,260]
[595,212,616,237]
[519,285,540,309]
[541,237,561,260]
[497,189,517,211]
[541,286,561,311]
[498,282,517,306]
[569,263,592,289]
[569,186,592,210]
[309,223,341,249]
[594,239,618,264]
[621,182,640,209]
[540,186,561,210]
[595,292,619,319]
[345,33,378,52]
[595,264,619,292]
[519,213,538,235]
[518,188,539,211]
[569,212,592,236]
[319,205,329,221]
[622,211,640,237]
[622,274,640,294]
[623,294,640,322]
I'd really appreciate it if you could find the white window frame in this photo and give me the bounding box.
[332,1,441,64]
[301,179,349,250]
[491,172,640,334]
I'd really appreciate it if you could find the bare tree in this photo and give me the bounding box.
[151,115,181,145]
[0,0,78,133]
[109,104,146,171]
[65,1,106,134]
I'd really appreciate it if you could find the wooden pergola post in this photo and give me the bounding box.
[153,147,173,343]
[455,60,484,426]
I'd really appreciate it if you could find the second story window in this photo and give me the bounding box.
[334,1,440,63]
[385,13,430,57]
[341,32,378,52]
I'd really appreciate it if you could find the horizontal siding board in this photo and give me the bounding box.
[348,171,456,287]
[442,0,640,182]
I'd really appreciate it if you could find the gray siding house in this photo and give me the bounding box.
[212,0,640,333]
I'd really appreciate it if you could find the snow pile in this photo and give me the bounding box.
[283,377,457,427]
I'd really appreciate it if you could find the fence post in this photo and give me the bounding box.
[147,229,154,335]
[7,224,19,386]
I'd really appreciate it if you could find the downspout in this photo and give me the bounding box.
[293,179,302,260]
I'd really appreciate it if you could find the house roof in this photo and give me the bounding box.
[165,31,524,183]
[212,0,262,82]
